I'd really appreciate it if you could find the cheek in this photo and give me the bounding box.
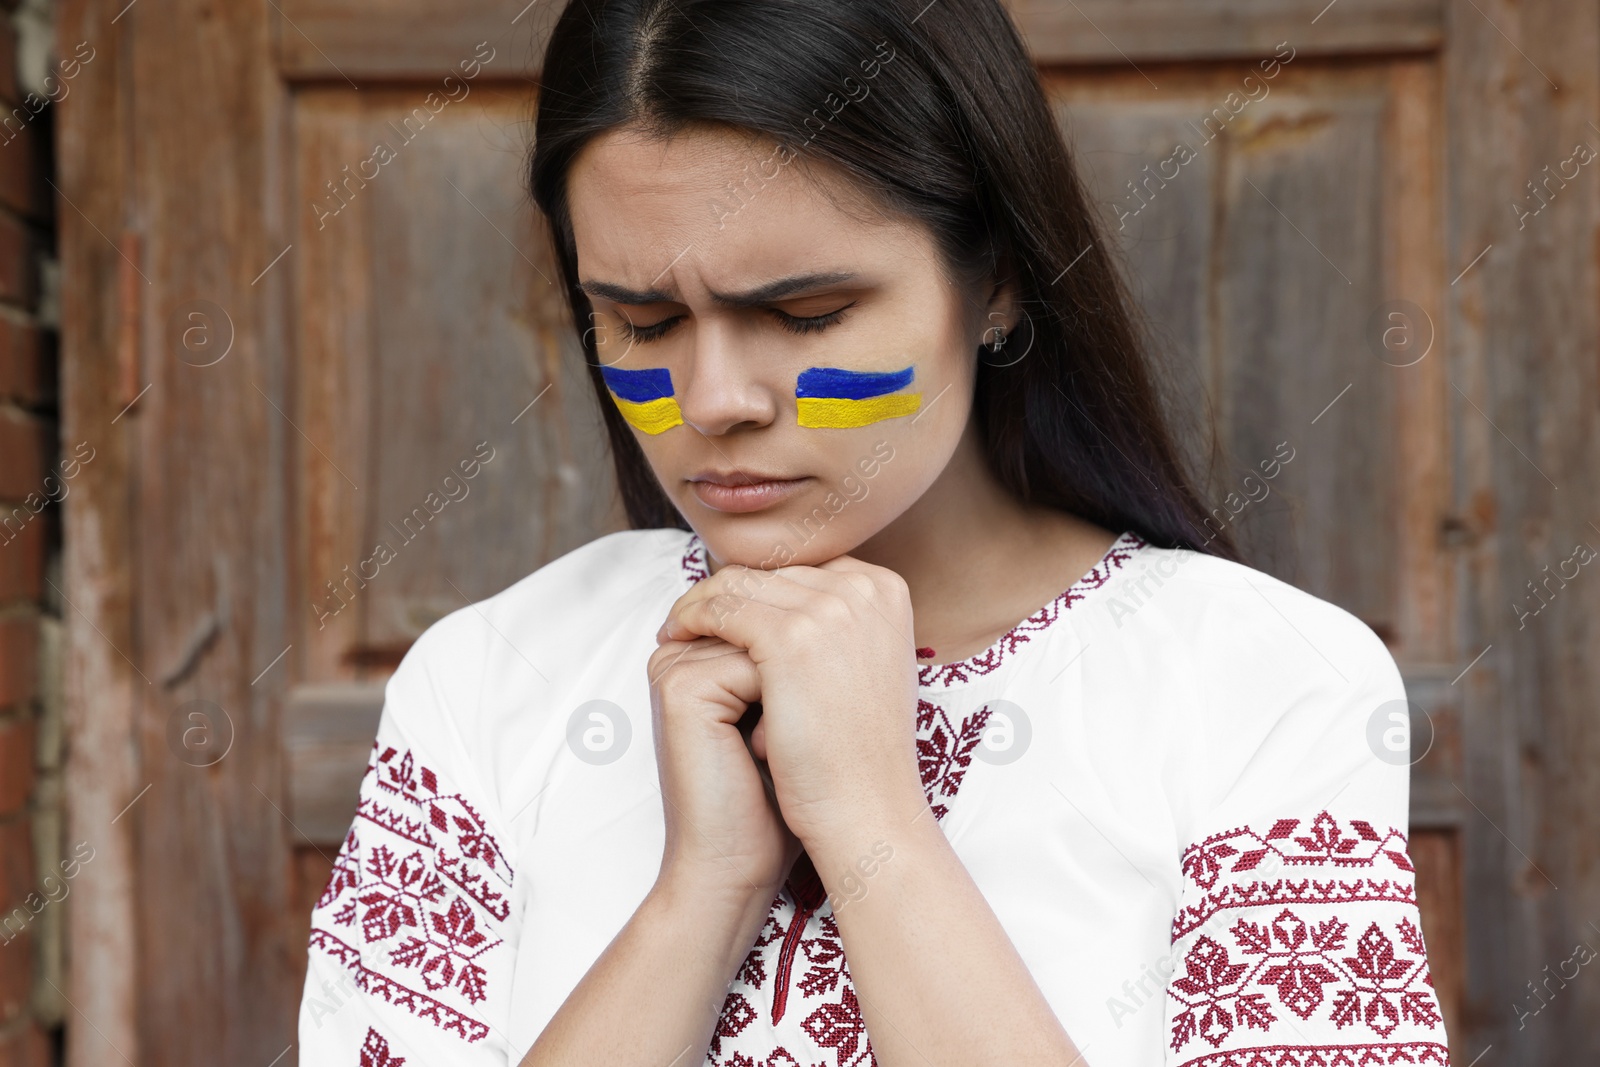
[793,363,922,430]
[599,364,685,435]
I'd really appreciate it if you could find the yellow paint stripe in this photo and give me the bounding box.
[612,394,684,434]
[797,393,921,429]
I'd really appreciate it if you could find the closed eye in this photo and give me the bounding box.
[773,302,856,335]
[614,315,682,345]
[614,302,857,345]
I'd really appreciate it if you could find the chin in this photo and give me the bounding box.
[691,507,863,571]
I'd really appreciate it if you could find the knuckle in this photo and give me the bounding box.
[648,647,695,689]
[646,643,678,675]
[707,592,742,627]
[776,611,824,648]
[652,665,701,713]
[815,593,854,627]
[876,568,910,602]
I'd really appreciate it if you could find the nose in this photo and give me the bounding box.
[673,320,778,437]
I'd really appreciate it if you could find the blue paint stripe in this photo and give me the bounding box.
[795,365,914,400]
[599,364,674,402]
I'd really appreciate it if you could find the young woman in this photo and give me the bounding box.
[298,1,1452,1064]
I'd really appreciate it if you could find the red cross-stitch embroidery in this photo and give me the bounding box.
[916,530,1146,687]
[705,692,995,1066]
[1168,910,1441,1051]
[681,532,712,584]
[309,741,514,1046]
[1167,814,1449,1064]
[678,530,1147,691]
[359,1025,406,1067]
[1174,813,1418,940]
[363,745,514,922]
[1175,1044,1450,1067]
[309,928,490,1043]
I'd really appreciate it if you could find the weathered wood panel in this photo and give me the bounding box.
[1413,827,1466,1050]
[273,0,1445,79]
[57,1,141,1064]
[1007,0,1444,65]
[1050,61,1445,645]
[122,0,300,1061]
[283,684,384,843]
[1058,97,1218,488]
[1444,0,1600,1062]
[292,86,620,680]
[1215,90,1390,608]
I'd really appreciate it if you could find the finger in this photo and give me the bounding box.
[741,713,786,814]
[658,571,822,644]
[654,634,740,660]
[651,645,764,726]
[710,554,900,607]
[798,556,913,633]
[809,554,908,601]
[749,714,767,763]
[810,552,872,573]
[664,593,796,654]
[712,559,912,643]
[645,635,742,687]
[657,563,788,636]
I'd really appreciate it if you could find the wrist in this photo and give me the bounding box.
[804,808,951,918]
[795,780,931,862]
[650,864,780,967]
[800,791,939,880]
[655,856,782,907]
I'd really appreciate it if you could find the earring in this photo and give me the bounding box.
[981,325,1008,359]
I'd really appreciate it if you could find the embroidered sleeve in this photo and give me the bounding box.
[297,615,517,1066]
[1162,602,1452,1066]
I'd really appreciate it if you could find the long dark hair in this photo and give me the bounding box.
[527,0,1241,561]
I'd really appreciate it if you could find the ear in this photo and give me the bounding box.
[980,261,1022,347]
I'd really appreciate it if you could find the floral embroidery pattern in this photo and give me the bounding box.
[1169,910,1442,1049]
[359,1026,406,1066]
[1174,1045,1450,1067]
[916,698,993,822]
[360,745,514,922]
[704,692,994,1066]
[681,531,712,584]
[308,742,514,1045]
[1174,813,1418,940]
[335,836,501,1004]
[308,929,489,1043]
[1168,814,1450,1065]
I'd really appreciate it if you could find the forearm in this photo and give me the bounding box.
[518,871,773,1066]
[807,815,1083,1066]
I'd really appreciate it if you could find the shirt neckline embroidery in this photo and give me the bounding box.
[677,527,1149,690]
[706,691,997,1063]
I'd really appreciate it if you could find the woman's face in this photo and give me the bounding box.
[567,123,1012,570]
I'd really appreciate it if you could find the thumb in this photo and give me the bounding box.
[749,714,768,763]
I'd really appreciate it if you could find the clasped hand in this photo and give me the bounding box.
[645,554,927,897]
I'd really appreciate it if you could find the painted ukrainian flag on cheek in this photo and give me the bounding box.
[795,365,921,429]
[599,364,684,434]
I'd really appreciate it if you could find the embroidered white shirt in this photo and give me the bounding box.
[297,527,1451,1067]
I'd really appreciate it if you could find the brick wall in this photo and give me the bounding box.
[0,0,61,1064]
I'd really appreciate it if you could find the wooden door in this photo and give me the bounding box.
[58,1,1600,1064]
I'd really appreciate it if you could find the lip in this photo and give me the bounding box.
[687,472,811,513]
[687,467,803,486]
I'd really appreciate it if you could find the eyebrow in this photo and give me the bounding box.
[577,270,862,310]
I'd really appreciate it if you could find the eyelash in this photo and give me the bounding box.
[614,303,856,344]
